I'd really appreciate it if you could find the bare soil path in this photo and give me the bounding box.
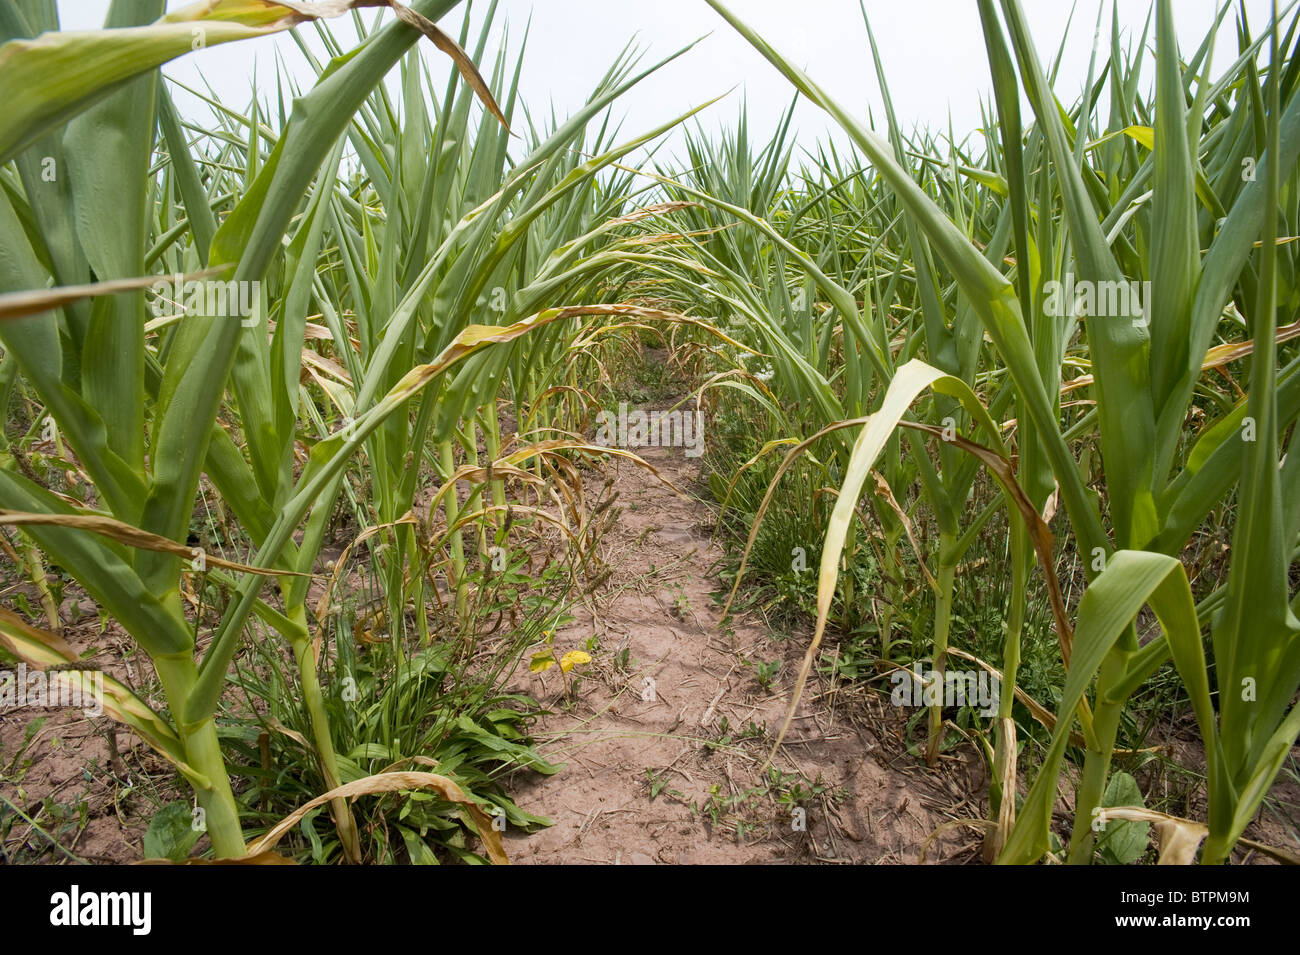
[503,432,977,864]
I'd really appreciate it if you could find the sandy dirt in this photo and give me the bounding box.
[0,597,175,863]
[502,435,982,864]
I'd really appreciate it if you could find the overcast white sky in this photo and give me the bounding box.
[55,1,1281,163]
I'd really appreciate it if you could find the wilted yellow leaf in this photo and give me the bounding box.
[559,650,592,673]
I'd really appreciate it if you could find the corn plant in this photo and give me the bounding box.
[0,0,606,860]
[701,0,1300,864]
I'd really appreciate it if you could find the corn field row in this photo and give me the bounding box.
[0,0,1297,869]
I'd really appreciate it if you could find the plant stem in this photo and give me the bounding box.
[287,604,361,863]
[154,654,246,859]
[925,531,957,767]
[438,437,470,619]
[1066,655,1127,864]
[985,524,1028,860]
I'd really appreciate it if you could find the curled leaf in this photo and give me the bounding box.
[246,771,508,864]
